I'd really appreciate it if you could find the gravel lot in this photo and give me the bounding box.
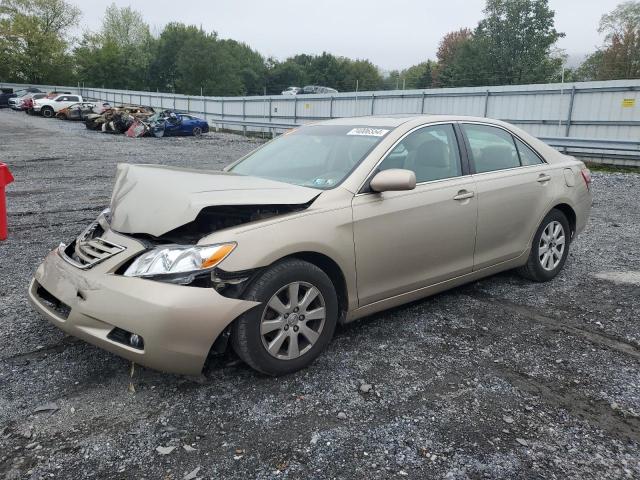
[1,109,639,480]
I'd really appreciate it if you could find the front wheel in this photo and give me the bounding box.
[192,126,202,137]
[41,106,54,118]
[518,209,571,282]
[231,259,338,375]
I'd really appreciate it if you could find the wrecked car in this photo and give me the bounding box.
[15,92,46,112]
[85,105,154,133]
[149,111,209,137]
[125,110,209,138]
[56,102,111,121]
[29,115,593,376]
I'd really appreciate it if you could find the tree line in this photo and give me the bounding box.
[0,0,638,96]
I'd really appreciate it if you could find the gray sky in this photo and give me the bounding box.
[69,0,620,70]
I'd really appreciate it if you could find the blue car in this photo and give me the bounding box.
[151,111,210,137]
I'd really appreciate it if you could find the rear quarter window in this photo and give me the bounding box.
[515,138,544,166]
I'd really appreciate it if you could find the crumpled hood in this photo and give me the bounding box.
[109,164,320,237]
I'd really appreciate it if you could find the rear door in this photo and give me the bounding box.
[460,122,556,270]
[352,123,478,306]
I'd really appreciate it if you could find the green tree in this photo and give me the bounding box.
[434,28,473,86]
[218,39,266,95]
[148,23,198,92]
[75,3,152,90]
[339,58,383,91]
[401,61,436,89]
[436,32,488,87]
[474,0,564,84]
[436,0,564,87]
[0,0,80,83]
[266,58,307,94]
[266,53,382,94]
[578,1,640,80]
[382,70,401,90]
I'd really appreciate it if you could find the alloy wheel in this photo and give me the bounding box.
[538,220,565,271]
[260,281,326,360]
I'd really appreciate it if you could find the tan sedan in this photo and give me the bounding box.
[29,115,592,375]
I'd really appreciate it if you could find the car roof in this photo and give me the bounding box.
[312,114,510,129]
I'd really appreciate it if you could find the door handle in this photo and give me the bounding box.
[537,174,552,183]
[453,190,475,201]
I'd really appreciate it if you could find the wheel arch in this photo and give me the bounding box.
[207,250,351,361]
[551,203,577,238]
[282,251,349,320]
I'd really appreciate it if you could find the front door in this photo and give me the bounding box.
[352,123,478,306]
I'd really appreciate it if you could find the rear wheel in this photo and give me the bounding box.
[231,259,338,375]
[192,126,202,137]
[41,106,54,118]
[518,209,570,282]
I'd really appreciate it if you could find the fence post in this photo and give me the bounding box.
[242,98,247,136]
[221,98,225,129]
[483,89,490,117]
[203,97,208,122]
[293,96,297,125]
[421,91,426,113]
[565,86,576,138]
[370,94,375,115]
[329,96,334,119]
[187,96,191,113]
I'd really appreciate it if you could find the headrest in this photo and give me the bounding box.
[416,140,448,167]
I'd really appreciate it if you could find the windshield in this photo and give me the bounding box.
[229,125,391,189]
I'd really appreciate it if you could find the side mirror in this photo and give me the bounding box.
[370,169,416,193]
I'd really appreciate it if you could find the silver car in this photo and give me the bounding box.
[29,115,592,376]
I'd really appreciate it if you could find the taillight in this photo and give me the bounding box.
[581,168,592,190]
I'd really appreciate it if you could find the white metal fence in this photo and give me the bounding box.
[3,79,639,164]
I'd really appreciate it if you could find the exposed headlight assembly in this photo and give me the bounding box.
[124,243,236,284]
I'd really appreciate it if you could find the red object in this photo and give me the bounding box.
[0,163,14,241]
[581,168,592,191]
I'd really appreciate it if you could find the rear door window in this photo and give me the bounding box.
[462,124,520,173]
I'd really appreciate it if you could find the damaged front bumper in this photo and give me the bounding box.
[28,229,258,375]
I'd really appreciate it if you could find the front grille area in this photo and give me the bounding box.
[60,220,125,269]
[35,283,71,319]
[74,237,125,267]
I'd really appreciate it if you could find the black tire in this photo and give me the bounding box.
[41,106,54,118]
[192,126,202,137]
[231,259,338,376]
[518,209,571,282]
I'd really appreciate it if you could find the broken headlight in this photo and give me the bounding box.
[123,243,236,283]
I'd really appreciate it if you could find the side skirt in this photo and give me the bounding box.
[345,250,529,323]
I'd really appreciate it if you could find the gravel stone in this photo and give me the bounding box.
[360,383,373,393]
